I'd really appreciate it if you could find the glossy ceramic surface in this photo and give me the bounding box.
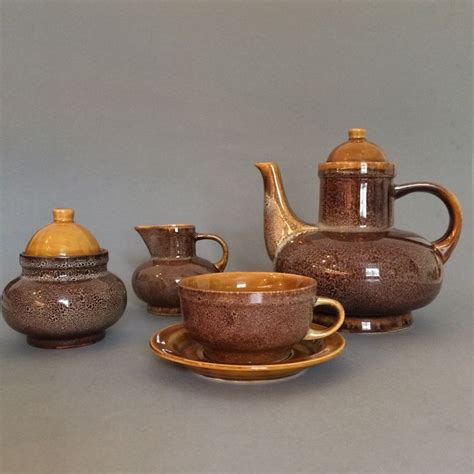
[149,323,346,381]
[132,224,229,315]
[178,272,345,364]
[24,208,100,257]
[2,251,127,348]
[256,129,462,333]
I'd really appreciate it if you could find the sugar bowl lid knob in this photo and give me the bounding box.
[24,208,101,257]
[53,208,75,223]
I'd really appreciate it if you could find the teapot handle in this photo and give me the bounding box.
[393,182,462,264]
[195,233,229,272]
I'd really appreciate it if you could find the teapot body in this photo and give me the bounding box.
[2,251,127,348]
[275,228,443,332]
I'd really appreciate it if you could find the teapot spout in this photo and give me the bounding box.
[255,162,318,261]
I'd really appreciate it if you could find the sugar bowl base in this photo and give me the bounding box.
[26,331,106,349]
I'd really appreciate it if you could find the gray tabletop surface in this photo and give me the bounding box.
[1,282,472,473]
[1,1,472,473]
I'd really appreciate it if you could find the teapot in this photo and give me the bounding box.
[256,128,462,333]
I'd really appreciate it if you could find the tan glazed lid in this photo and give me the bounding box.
[24,208,101,257]
[319,128,394,173]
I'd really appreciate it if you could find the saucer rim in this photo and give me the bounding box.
[149,323,346,372]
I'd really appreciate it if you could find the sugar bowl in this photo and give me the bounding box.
[2,208,127,348]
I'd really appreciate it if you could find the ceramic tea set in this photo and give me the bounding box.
[1,129,462,381]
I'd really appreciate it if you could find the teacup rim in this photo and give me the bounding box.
[179,271,317,294]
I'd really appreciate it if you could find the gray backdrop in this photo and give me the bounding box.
[1,1,472,473]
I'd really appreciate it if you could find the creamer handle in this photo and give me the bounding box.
[195,233,229,272]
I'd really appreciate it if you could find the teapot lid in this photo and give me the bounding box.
[319,128,394,174]
[24,208,101,257]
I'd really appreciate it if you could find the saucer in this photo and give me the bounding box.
[149,323,346,381]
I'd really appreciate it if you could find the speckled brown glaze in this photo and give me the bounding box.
[132,225,228,315]
[276,229,442,330]
[178,272,344,364]
[256,129,462,333]
[2,250,127,348]
[318,168,394,230]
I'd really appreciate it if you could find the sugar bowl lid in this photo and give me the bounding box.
[24,208,101,257]
[319,128,394,174]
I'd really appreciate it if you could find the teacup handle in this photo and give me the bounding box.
[195,233,229,272]
[304,297,345,340]
[393,182,462,264]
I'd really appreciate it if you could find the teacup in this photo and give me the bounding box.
[178,272,345,364]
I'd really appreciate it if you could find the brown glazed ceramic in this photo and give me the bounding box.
[256,128,462,333]
[132,224,229,315]
[149,323,346,381]
[1,209,127,348]
[178,272,345,364]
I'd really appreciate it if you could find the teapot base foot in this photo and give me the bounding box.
[148,305,181,316]
[26,331,106,349]
[315,312,412,334]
